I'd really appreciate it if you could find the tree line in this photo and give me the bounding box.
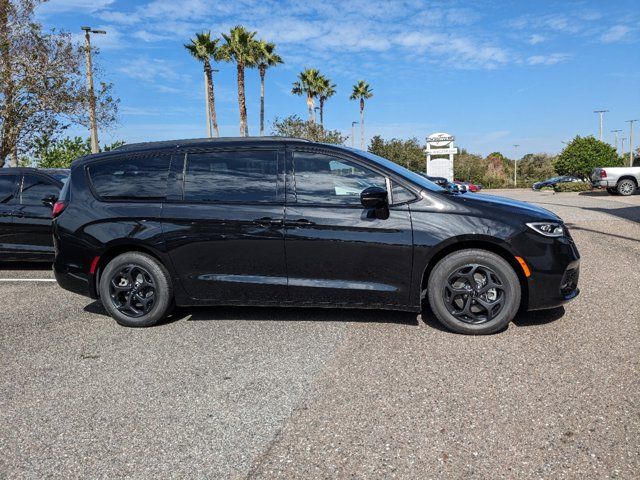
[185,25,374,147]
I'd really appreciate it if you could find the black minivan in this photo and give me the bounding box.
[53,138,580,334]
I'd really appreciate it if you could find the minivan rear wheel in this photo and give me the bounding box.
[427,249,521,334]
[99,252,173,327]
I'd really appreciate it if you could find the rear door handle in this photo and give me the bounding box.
[253,217,283,226]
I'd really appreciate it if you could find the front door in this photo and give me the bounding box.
[162,147,287,304]
[284,148,414,308]
[12,174,61,255]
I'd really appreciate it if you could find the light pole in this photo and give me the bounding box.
[513,144,520,188]
[620,137,627,156]
[314,107,320,124]
[351,121,359,148]
[626,119,638,166]
[611,129,622,154]
[594,110,608,141]
[81,26,106,154]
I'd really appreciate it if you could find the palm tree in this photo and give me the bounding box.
[219,25,258,136]
[317,75,336,128]
[291,68,323,123]
[255,40,283,136]
[350,80,373,149]
[185,32,222,137]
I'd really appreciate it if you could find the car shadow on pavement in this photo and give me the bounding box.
[0,262,51,271]
[513,306,566,327]
[83,301,421,327]
[565,222,640,243]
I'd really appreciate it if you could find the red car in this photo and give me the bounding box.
[454,180,480,192]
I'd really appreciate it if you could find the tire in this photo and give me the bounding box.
[616,179,636,196]
[426,249,521,335]
[98,252,173,327]
[606,187,619,195]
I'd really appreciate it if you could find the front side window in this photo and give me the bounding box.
[293,152,386,205]
[184,150,279,203]
[88,156,171,200]
[20,175,60,205]
[0,175,18,203]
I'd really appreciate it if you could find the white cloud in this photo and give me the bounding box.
[527,53,570,66]
[600,25,630,43]
[528,34,545,45]
[37,0,114,14]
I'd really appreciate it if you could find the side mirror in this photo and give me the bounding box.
[360,186,388,209]
[41,194,57,208]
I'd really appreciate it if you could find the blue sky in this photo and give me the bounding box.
[37,0,640,157]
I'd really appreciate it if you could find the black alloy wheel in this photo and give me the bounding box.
[443,264,505,324]
[109,264,156,318]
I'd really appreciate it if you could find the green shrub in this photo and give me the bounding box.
[553,182,592,192]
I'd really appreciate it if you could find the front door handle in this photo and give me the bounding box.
[253,217,283,226]
[286,218,316,227]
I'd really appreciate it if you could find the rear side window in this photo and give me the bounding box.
[184,150,279,202]
[20,175,60,205]
[88,156,170,201]
[0,175,18,203]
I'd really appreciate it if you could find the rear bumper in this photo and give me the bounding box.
[591,179,613,188]
[53,262,94,298]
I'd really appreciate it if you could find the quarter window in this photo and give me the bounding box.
[391,182,416,204]
[20,175,60,205]
[293,152,386,204]
[89,156,171,200]
[0,175,18,203]
[184,150,279,202]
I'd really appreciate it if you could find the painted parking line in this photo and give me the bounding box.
[0,278,56,282]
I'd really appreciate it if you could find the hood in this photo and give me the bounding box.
[445,192,560,221]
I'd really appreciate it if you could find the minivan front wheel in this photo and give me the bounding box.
[427,249,521,334]
[99,252,173,327]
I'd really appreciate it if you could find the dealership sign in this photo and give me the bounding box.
[425,132,458,181]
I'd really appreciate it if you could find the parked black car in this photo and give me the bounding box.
[0,167,69,261]
[421,175,462,193]
[532,175,581,190]
[53,138,580,334]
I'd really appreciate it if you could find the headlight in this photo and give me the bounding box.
[526,222,564,237]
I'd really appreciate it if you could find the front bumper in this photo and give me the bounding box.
[512,228,581,311]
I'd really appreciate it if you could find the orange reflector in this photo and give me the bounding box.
[515,256,531,277]
[89,256,100,275]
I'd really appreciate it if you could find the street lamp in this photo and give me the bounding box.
[513,144,520,188]
[593,110,608,141]
[314,107,320,124]
[351,121,359,148]
[81,26,106,154]
[611,129,622,154]
[626,119,638,166]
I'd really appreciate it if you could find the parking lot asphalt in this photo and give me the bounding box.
[1,190,639,479]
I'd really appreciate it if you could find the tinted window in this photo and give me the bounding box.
[89,156,170,200]
[184,150,279,202]
[293,152,386,204]
[20,175,60,205]
[392,182,416,204]
[0,175,18,203]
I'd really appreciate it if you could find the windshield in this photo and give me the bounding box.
[350,149,445,192]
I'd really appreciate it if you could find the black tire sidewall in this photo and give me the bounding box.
[427,250,521,335]
[99,252,172,327]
